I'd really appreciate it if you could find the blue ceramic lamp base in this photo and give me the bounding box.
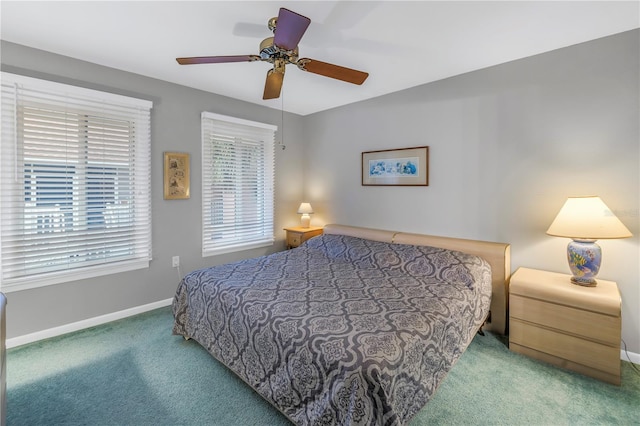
[567,239,601,287]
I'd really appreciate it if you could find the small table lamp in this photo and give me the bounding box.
[297,202,314,228]
[546,196,632,286]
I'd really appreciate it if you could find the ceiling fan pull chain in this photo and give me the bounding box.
[280,90,286,150]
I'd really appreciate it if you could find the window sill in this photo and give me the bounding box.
[1,259,150,293]
[202,239,274,257]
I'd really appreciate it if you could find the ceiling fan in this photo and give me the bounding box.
[176,8,369,100]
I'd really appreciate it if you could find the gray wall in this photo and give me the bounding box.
[1,41,307,338]
[304,30,640,353]
[2,29,639,354]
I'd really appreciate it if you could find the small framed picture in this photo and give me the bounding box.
[163,152,190,200]
[362,146,429,186]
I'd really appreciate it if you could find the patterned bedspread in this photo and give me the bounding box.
[173,234,492,425]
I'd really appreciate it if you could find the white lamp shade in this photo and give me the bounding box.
[297,203,314,215]
[546,196,632,240]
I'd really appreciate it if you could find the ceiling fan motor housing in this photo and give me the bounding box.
[259,37,278,60]
[259,37,298,64]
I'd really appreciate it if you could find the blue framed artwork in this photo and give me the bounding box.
[362,146,429,186]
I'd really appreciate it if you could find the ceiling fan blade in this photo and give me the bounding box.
[176,55,260,65]
[297,59,369,85]
[273,8,311,51]
[263,69,284,100]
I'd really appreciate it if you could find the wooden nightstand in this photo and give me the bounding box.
[284,226,323,249]
[509,267,621,385]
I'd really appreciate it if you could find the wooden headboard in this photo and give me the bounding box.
[323,224,511,335]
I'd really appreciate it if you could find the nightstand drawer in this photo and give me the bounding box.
[509,268,620,316]
[284,227,323,249]
[510,318,620,376]
[287,233,301,247]
[510,294,620,346]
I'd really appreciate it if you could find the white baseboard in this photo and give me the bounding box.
[6,298,173,349]
[621,348,640,365]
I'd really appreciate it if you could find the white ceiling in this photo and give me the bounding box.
[2,1,639,116]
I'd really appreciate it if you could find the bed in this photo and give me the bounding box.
[173,224,511,425]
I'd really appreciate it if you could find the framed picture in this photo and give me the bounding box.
[163,152,190,199]
[362,146,429,186]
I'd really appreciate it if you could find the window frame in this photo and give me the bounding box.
[201,112,276,257]
[0,72,152,292]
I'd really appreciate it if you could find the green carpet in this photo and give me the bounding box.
[7,307,640,425]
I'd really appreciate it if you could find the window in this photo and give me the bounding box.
[0,73,152,291]
[201,112,276,256]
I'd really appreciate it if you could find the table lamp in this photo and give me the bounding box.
[546,196,632,286]
[297,202,314,228]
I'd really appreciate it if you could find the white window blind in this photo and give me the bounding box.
[201,112,275,256]
[0,72,152,291]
